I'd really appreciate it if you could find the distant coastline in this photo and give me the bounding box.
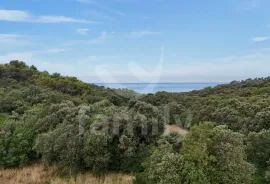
[95,82,222,93]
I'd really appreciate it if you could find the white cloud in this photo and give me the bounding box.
[0,9,93,23]
[0,10,29,22]
[81,48,270,83]
[62,31,109,46]
[88,31,108,44]
[251,37,269,42]
[0,34,32,47]
[0,34,68,53]
[0,52,34,64]
[76,28,89,35]
[162,48,270,82]
[0,52,77,75]
[2,48,269,83]
[130,31,160,37]
[37,16,91,23]
[0,34,21,39]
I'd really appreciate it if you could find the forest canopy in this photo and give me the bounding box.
[0,61,270,184]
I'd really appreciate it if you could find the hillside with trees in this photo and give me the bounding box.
[0,61,270,184]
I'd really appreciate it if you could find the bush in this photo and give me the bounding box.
[83,131,112,175]
[0,120,36,167]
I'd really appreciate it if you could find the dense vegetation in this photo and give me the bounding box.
[0,61,270,183]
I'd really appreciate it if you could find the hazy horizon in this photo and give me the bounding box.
[1,0,270,83]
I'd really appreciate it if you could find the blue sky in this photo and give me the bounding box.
[0,0,269,82]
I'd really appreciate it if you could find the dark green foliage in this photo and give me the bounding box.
[182,123,255,184]
[141,144,184,184]
[247,129,270,183]
[83,131,112,174]
[0,61,132,170]
[35,123,82,173]
[157,132,183,151]
[207,125,255,184]
[140,123,255,184]
[140,77,270,133]
[0,61,270,183]
[247,129,270,168]
[0,120,36,167]
[164,102,185,125]
[0,60,33,81]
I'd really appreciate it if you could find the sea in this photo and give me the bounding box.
[95,83,222,94]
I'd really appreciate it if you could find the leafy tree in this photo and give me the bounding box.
[35,124,82,174]
[208,125,255,184]
[0,120,36,167]
[164,102,185,125]
[141,122,255,184]
[0,61,269,183]
[247,129,270,183]
[247,129,270,168]
[139,144,184,184]
[83,130,112,175]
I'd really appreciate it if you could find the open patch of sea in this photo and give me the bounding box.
[95,83,221,94]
